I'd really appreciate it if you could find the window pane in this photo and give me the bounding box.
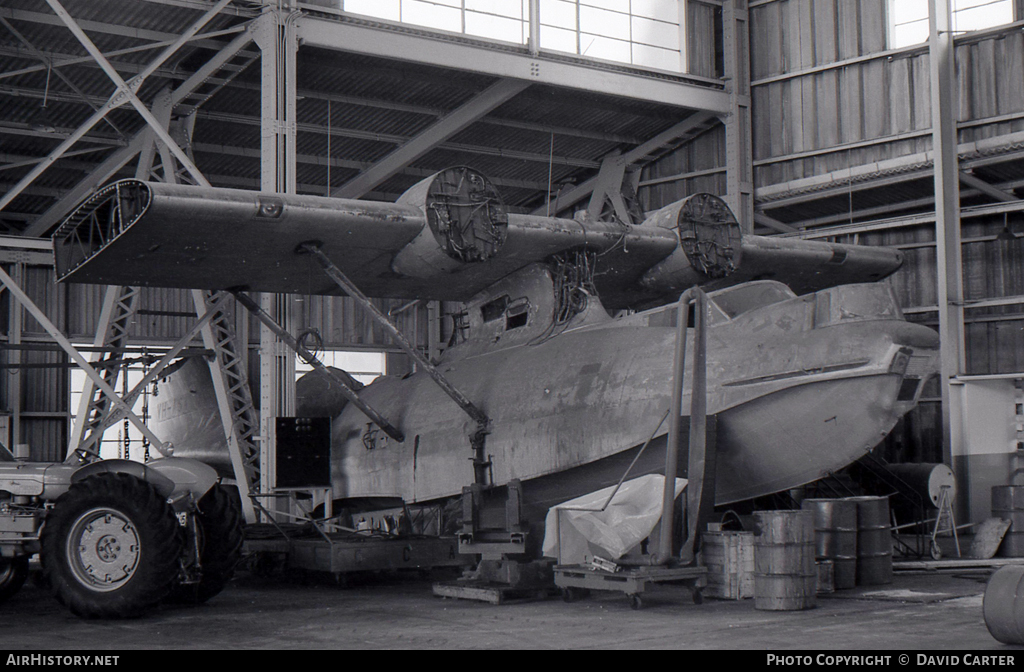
[580,33,631,62]
[631,15,680,50]
[466,11,527,43]
[893,18,929,47]
[401,0,462,31]
[631,0,680,21]
[540,0,577,29]
[632,43,681,71]
[344,0,400,21]
[540,24,579,52]
[466,0,524,19]
[582,0,630,12]
[892,0,928,25]
[580,5,630,41]
[954,1,1013,32]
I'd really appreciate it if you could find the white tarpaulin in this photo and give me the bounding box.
[542,475,687,564]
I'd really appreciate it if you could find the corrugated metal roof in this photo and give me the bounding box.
[1,0,720,233]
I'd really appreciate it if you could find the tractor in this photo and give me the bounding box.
[0,443,242,618]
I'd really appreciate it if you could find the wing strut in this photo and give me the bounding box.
[230,291,406,444]
[299,243,491,433]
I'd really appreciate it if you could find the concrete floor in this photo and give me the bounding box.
[0,566,1019,650]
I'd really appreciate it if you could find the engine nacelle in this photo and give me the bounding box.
[391,166,508,278]
[638,193,742,293]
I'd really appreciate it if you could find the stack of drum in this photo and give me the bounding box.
[801,498,858,590]
[753,510,817,611]
[991,485,1024,557]
[848,495,894,586]
[796,495,893,589]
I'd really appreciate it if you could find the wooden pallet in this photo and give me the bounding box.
[431,580,556,605]
[894,557,1024,571]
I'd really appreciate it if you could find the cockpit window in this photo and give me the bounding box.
[709,281,796,319]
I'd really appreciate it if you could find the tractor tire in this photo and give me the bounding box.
[41,473,183,618]
[0,556,28,604]
[166,485,243,605]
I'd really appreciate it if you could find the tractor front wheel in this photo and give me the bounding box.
[0,556,28,604]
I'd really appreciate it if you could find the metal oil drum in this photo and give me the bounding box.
[992,486,1024,558]
[984,565,1024,644]
[753,510,817,611]
[801,498,857,590]
[847,496,893,586]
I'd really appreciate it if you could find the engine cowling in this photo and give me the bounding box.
[391,166,508,278]
[638,193,742,293]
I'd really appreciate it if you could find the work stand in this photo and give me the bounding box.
[432,479,557,604]
[553,288,715,611]
[553,564,707,611]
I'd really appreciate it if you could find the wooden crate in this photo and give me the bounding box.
[702,531,755,600]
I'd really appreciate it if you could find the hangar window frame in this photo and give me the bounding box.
[322,0,690,74]
[888,0,1016,49]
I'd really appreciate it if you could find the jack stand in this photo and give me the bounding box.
[433,479,555,604]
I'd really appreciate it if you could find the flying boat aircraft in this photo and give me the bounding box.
[51,167,939,533]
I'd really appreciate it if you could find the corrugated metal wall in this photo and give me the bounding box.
[638,1,1024,463]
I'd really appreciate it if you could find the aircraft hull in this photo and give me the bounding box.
[330,304,938,513]
[149,281,938,521]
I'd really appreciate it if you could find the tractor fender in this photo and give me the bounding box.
[143,457,219,504]
[71,458,217,504]
[71,460,176,499]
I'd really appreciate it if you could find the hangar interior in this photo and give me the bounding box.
[2,0,1024,642]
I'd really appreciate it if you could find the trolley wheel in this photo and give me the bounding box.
[629,593,643,611]
[930,540,943,560]
[561,587,590,603]
[692,587,704,605]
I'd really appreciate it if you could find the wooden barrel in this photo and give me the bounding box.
[753,510,817,611]
[984,565,1024,644]
[992,486,1024,557]
[801,498,857,590]
[847,496,893,585]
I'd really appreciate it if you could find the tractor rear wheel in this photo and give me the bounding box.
[166,484,243,605]
[41,473,183,618]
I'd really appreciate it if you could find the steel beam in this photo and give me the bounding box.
[0,265,171,456]
[930,0,965,468]
[960,171,1019,202]
[295,14,730,113]
[22,26,254,237]
[531,112,720,215]
[0,25,247,82]
[0,17,128,140]
[0,0,223,213]
[753,212,797,233]
[43,0,220,187]
[333,78,530,199]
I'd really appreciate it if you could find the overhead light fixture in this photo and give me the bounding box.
[997,213,1019,241]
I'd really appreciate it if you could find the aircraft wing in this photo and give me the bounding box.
[53,168,903,309]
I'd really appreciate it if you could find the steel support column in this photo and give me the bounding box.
[930,0,965,467]
[254,10,299,500]
[723,0,754,232]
